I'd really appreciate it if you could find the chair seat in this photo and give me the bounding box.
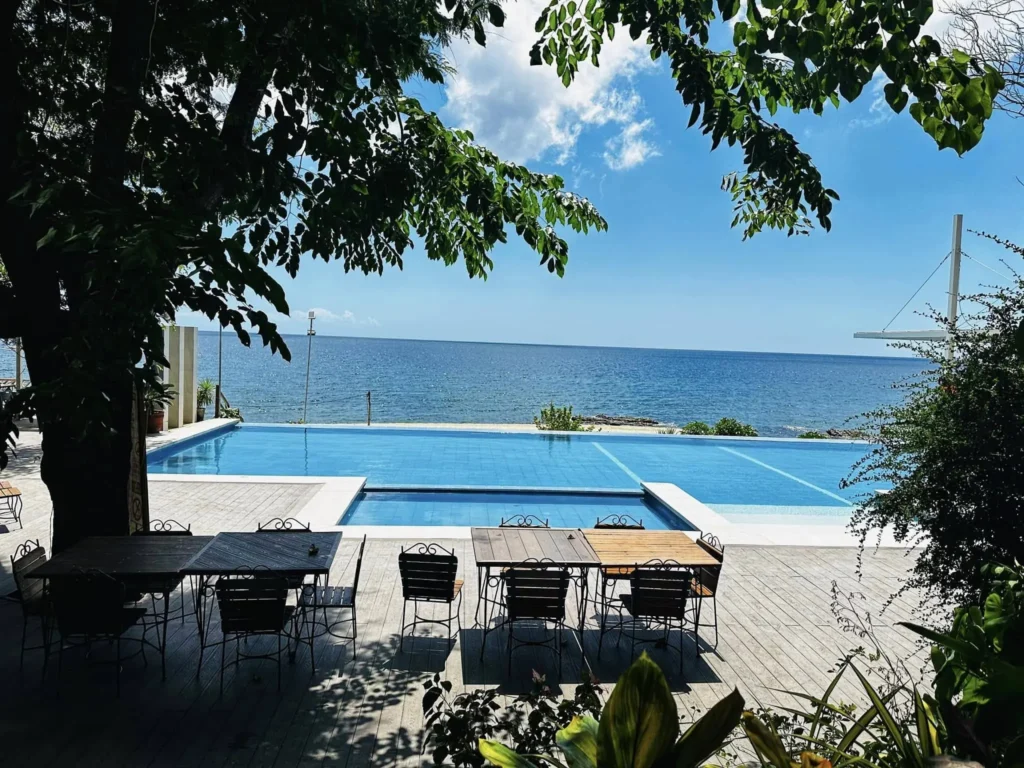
[601,566,634,579]
[452,579,464,598]
[64,606,148,637]
[299,585,355,608]
[0,486,21,498]
[690,580,715,598]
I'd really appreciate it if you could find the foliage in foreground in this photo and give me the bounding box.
[713,418,759,437]
[423,670,604,768]
[534,404,594,432]
[682,421,714,436]
[477,654,744,768]
[844,234,1024,604]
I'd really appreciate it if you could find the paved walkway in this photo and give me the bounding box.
[0,476,928,768]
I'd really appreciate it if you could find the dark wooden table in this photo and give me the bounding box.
[28,535,215,580]
[182,532,342,577]
[182,531,343,672]
[27,535,215,679]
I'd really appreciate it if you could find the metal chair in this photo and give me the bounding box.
[592,515,645,630]
[49,568,152,696]
[10,539,51,673]
[690,533,724,650]
[397,543,463,652]
[594,513,644,529]
[0,480,24,529]
[614,559,693,673]
[299,535,365,651]
[256,517,311,532]
[501,559,571,675]
[499,514,549,528]
[214,567,297,694]
[131,519,194,625]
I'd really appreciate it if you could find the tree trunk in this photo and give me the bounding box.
[21,333,134,553]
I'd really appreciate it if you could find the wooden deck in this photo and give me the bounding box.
[0,478,928,767]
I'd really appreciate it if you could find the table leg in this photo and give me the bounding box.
[195,576,209,678]
[161,590,169,681]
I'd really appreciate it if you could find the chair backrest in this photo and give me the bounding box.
[499,514,549,528]
[50,569,129,636]
[256,517,311,533]
[134,519,192,536]
[594,513,645,529]
[10,540,46,612]
[629,561,691,620]
[351,535,367,598]
[398,544,458,601]
[215,570,290,633]
[504,561,570,622]
[696,533,725,593]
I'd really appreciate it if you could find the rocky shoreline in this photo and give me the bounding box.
[580,414,660,427]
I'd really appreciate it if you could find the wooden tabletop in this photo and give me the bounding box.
[582,529,721,568]
[27,535,216,580]
[183,531,343,576]
[471,527,600,568]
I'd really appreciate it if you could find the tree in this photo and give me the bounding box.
[943,0,1024,118]
[532,0,1006,237]
[845,234,1024,606]
[0,0,1005,552]
[0,0,606,551]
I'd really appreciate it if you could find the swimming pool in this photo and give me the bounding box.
[148,425,884,524]
[339,490,693,529]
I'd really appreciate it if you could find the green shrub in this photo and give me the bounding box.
[221,406,243,421]
[846,233,1024,604]
[657,427,678,435]
[798,430,828,439]
[680,420,713,435]
[713,417,758,437]
[196,378,215,408]
[533,403,591,432]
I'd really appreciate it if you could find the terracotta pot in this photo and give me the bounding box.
[147,411,164,434]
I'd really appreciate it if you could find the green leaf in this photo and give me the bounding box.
[836,686,901,754]
[914,691,941,758]
[597,654,680,768]
[36,227,58,249]
[488,3,505,27]
[849,665,916,765]
[671,689,745,768]
[742,713,793,768]
[1014,319,1024,358]
[556,716,599,768]
[473,21,487,45]
[717,0,742,21]
[884,83,909,113]
[479,741,542,768]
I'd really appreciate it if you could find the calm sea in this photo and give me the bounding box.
[0,333,923,435]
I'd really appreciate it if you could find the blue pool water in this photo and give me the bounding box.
[148,426,885,520]
[340,491,692,529]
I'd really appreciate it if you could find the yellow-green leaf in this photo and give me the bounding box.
[597,653,680,768]
[557,715,599,768]
[479,740,542,768]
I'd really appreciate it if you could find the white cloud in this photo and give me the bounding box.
[848,74,894,129]
[443,1,659,170]
[603,119,660,170]
[300,308,380,327]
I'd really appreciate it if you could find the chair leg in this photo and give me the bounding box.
[679,618,684,674]
[506,622,513,676]
[220,634,226,696]
[19,619,27,673]
[400,600,407,653]
[711,597,718,649]
[116,635,121,698]
[278,632,283,692]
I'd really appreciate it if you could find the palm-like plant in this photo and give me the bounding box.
[479,654,745,768]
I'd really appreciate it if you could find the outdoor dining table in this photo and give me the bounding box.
[182,531,343,671]
[25,534,215,680]
[471,526,600,646]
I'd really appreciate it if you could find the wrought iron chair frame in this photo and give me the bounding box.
[476,514,552,632]
[0,481,24,529]
[497,558,572,676]
[589,515,646,631]
[213,566,298,695]
[299,535,365,655]
[600,559,694,673]
[48,567,157,696]
[10,539,53,675]
[498,514,550,528]
[688,533,724,651]
[398,543,463,653]
[131,519,195,628]
[256,517,312,532]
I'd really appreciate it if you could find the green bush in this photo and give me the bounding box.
[798,430,828,439]
[680,420,713,435]
[657,427,678,435]
[221,406,243,421]
[713,417,758,437]
[196,378,215,408]
[846,233,1024,604]
[533,403,591,432]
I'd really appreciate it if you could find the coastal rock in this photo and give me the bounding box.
[825,428,870,440]
[580,414,659,427]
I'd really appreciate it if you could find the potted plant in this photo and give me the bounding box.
[144,382,174,434]
[196,378,215,421]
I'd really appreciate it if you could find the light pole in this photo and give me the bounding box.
[302,310,316,423]
[216,324,223,416]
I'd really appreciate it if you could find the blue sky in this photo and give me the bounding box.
[179,4,1024,356]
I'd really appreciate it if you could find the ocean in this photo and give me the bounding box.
[1,333,923,435]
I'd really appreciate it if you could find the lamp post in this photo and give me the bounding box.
[302,310,316,423]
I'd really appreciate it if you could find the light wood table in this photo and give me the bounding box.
[582,529,720,568]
